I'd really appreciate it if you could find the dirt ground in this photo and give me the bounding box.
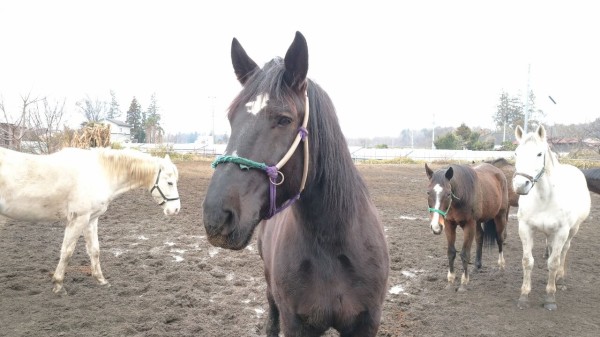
[1,160,599,337]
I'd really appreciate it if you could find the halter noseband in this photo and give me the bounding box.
[428,191,459,218]
[211,92,310,220]
[514,150,546,189]
[150,169,180,206]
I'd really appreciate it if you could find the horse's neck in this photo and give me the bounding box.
[295,166,371,240]
[531,156,557,198]
[102,153,158,196]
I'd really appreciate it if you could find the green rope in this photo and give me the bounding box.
[428,191,459,218]
[211,155,268,171]
[428,207,447,217]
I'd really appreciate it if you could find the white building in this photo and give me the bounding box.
[100,119,132,143]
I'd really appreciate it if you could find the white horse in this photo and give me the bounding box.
[0,146,181,294]
[512,125,590,310]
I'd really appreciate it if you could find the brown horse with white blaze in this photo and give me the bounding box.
[425,162,508,292]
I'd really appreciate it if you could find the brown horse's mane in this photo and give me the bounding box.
[229,57,370,226]
[441,164,477,209]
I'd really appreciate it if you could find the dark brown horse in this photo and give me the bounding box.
[425,163,508,292]
[202,32,389,336]
[581,168,600,194]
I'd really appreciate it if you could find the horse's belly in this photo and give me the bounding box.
[0,200,66,222]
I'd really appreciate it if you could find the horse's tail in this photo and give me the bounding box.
[483,219,498,250]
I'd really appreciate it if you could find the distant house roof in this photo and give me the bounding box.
[102,119,132,128]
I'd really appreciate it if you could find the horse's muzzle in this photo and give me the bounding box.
[429,214,444,235]
[513,174,533,195]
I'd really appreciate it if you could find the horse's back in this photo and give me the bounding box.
[520,163,590,227]
[473,163,509,202]
[0,147,103,221]
[556,164,591,218]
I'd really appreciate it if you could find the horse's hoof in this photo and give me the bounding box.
[517,295,529,309]
[544,294,557,310]
[52,285,67,296]
[457,285,468,293]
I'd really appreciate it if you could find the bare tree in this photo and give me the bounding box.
[0,93,43,150]
[77,95,107,122]
[26,98,67,153]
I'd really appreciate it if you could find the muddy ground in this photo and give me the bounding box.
[1,160,599,337]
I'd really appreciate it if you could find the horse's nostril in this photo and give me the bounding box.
[220,210,235,235]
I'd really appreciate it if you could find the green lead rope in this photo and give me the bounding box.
[211,155,268,171]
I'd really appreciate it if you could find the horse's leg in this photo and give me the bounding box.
[458,221,475,293]
[474,221,484,269]
[264,287,280,337]
[544,227,570,311]
[340,309,381,337]
[494,213,507,270]
[444,223,458,290]
[278,307,322,337]
[517,222,535,309]
[556,223,581,283]
[543,238,551,259]
[82,216,109,287]
[52,216,89,294]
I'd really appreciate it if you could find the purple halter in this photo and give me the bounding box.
[211,93,310,219]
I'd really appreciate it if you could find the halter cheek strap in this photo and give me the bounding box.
[514,151,546,189]
[211,92,310,220]
[150,169,180,205]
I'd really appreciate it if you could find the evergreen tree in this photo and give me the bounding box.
[126,97,143,142]
[107,90,121,119]
[145,93,163,143]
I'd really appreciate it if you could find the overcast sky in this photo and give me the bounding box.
[1,1,599,138]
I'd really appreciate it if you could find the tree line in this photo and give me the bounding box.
[1,90,163,153]
[77,90,163,143]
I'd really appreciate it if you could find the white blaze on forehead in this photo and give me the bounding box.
[430,184,444,229]
[245,93,269,115]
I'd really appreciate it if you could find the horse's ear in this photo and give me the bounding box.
[445,167,454,180]
[536,124,547,141]
[164,153,171,162]
[231,37,259,85]
[425,163,434,179]
[283,31,309,92]
[515,125,524,142]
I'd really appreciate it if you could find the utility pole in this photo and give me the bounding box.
[208,96,216,145]
[523,64,531,133]
[431,113,436,149]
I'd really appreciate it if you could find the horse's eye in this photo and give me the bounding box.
[537,152,542,157]
[168,182,174,186]
[278,116,292,126]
